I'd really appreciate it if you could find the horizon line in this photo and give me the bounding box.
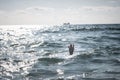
[0,23,120,26]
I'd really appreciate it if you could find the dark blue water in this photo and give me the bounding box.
[0,24,120,80]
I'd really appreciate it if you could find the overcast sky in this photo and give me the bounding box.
[0,0,120,25]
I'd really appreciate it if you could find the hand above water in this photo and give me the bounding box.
[68,44,74,55]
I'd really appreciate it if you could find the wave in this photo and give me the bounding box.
[71,27,103,31]
[104,71,120,74]
[82,78,118,80]
[38,57,64,64]
[74,51,106,60]
[40,41,63,48]
[65,24,120,32]
[90,58,120,65]
[71,27,120,32]
[27,69,57,77]
[101,36,120,41]
[105,27,120,30]
[76,53,93,59]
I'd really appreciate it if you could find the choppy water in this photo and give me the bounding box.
[0,24,120,80]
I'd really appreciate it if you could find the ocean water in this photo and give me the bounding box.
[0,24,120,80]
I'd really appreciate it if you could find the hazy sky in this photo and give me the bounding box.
[0,0,120,25]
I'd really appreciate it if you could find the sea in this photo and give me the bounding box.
[0,24,120,80]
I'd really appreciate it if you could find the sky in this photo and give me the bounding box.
[0,0,120,25]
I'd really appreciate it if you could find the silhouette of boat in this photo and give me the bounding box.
[63,22,70,26]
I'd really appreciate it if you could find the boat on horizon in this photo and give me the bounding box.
[63,22,70,26]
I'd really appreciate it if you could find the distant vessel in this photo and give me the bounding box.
[63,22,70,26]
